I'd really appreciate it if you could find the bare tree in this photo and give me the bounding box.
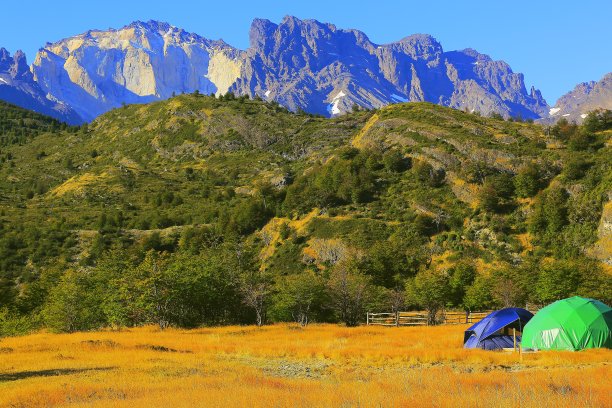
[326,259,372,326]
[239,270,272,326]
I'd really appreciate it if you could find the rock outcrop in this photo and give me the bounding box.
[31,21,243,122]
[0,48,80,123]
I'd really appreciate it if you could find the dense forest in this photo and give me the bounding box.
[0,95,610,334]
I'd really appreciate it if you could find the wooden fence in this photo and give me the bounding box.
[366,310,493,327]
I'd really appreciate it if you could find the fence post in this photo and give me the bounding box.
[395,311,399,327]
[366,312,370,326]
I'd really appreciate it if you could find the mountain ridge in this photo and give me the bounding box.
[545,72,612,124]
[233,17,548,119]
[0,17,607,124]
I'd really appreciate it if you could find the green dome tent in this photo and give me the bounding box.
[522,296,612,351]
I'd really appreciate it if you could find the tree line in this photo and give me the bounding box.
[1,226,608,334]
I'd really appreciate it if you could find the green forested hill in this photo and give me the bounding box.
[0,100,70,147]
[0,95,610,332]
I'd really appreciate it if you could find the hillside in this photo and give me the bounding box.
[0,95,610,332]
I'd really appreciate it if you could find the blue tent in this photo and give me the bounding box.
[464,308,534,350]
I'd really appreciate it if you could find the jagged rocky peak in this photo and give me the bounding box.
[249,16,371,55]
[127,20,173,32]
[391,34,443,60]
[545,72,612,124]
[0,48,31,80]
[0,48,12,71]
[10,50,31,79]
[0,48,81,123]
[235,16,549,119]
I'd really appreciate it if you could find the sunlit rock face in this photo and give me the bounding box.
[32,21,243,122]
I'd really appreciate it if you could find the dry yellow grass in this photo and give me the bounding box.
[351,113,379,148]
[49,172,113,197]
[0,324,610,407]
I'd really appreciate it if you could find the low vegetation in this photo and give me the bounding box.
[0,324,609,407]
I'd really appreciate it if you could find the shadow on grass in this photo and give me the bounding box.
[0,367,115,382]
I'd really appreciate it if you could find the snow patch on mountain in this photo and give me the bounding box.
[327,91,346,115]
[328,100,341,115]
[549,107,561,115]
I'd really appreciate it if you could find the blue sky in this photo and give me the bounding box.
[1,0,610,103]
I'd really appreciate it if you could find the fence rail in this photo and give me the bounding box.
[367,310,493,326]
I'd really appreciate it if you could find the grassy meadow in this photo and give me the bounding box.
[0,324,610,407]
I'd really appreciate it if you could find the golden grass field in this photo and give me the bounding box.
[0,324,610,407]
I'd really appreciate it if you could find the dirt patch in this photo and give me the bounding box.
[262,360,332,379]
[0,367,115,383]
[548,383,573,395]
[81,340,120,349]
[136,344,192,353]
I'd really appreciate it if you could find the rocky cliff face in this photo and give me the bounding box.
[546,72,612,124]
[2,17,553,122]
[232,17,549,119]
[0,48,80,123]
[31,21,243,122]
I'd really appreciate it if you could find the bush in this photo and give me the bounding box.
[551,118,578,141]
[478,173,514,213]
[42,269,104,333]
[414,161,445,187]
[383,150,410,172]
[568,130,596,151]
[514,163,543,198]
[406,268,451,325]
[270,270,328,325]
[564,157,591,180]
[582,109,611,132]
[0,308,37,337]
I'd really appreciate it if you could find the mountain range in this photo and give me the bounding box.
[0,17,609,124]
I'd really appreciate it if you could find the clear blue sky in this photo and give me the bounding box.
[1,0,610,103]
